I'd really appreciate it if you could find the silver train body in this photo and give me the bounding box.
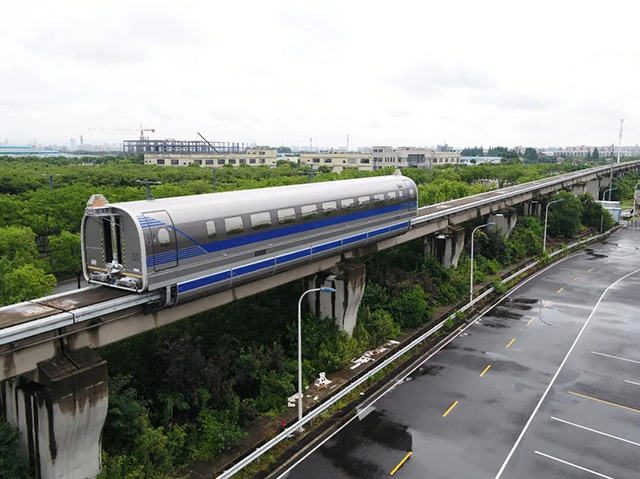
[81,173,418,304]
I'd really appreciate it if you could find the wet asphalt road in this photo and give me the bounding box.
[279,229,640,479]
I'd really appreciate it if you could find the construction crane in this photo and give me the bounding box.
[88,124,155,141]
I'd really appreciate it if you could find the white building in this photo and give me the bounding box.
[372,146,460,170]
[144,147,279,168]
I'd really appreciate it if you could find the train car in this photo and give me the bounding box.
[81,171,418,304]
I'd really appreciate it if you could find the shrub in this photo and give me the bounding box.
[388,283,432,328]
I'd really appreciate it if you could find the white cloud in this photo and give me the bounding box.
[0,0,638,148]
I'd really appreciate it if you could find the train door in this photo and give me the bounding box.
[142,210,178,271]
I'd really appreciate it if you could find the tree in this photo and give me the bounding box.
[579,194,614,231]
[0,226,39,265]
[49,231,82,286]
[523,148,538,164]
[547,192,583,238]
[0,263,56,306]
[0,418,30,479]
[593,148,599,160]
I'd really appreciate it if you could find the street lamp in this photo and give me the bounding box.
[543,199,563,252]
[297,286,336,430]
[470,222,495,303]
[601,186,617,202]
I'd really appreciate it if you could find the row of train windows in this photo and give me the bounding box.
[201,189,415,239]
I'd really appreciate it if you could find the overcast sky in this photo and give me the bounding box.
[1,0,638,149]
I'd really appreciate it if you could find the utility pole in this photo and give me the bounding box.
[346,134,349,152]
[617,118,624,164]
[309,137,313,153]
[135,180,162,200]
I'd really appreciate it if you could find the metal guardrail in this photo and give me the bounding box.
[215,227,616,479]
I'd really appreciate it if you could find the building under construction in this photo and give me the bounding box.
[123,139,247,155]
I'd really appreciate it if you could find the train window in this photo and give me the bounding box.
[301,204,318,220]
[158,228,171,246]
[225,216,244,235]
[206,221,216,239]
[341,198,355,211]
[398,190,405,201]
[251,212,272,230]
[358,196,370,208]
[373,194,385,205]
[278,208,297,225]
[408,188,416,199]
[322,201,337,216]
[387,191,397,203]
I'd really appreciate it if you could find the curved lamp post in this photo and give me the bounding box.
[470,222,495,303]
[543,199,563,252]
[601,186,617,202]
[297,286,336,430]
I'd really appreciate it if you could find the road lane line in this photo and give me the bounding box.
[534,451,614,479]
[625,380,640,387]
[506,338,515,348]
[551,416,640,448]
[605,261,610,264]
[557,287,564,293]
[480,365,491,377]
[569,391,640,414]
[543,300,550,308]
[588,267,595,272]
[591,351,640,365]
[527,317,535,326]
[493,266,640,479]
[390,451,412,475]
[573,276,579,282]
[443,401,458,417]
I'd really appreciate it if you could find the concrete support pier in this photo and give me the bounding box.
[307,261,366,335]
[585,179,600,198]
[523,200,543,217]
[1,347,108,479]
[489,207,518,237]
[424,225,465,269]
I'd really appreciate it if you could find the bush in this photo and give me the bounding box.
[0,418,30,479]
[547,192,583,238]
[355,307,401,349]
[388,283,432,328]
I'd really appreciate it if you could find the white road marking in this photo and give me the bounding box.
[534,451,615,479]
[625,379,640,387]
[493,267,640,479]
[275,253,583,479]
[551,416,640,448]
[590,351,640,365]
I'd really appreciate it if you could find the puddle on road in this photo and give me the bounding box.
[585,248,608,259]
[320,409,413,477]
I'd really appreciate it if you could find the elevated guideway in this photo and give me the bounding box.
[0,161,637,381]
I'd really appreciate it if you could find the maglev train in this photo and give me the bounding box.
[81,171,418,305]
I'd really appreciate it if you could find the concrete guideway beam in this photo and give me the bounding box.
[2,161,640,381]
[1,347,107,479]
[306,261,366,335]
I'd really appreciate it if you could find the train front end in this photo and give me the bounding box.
[81,195,147,292]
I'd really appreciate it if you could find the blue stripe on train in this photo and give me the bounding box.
[176,221,410,294]
[145,201,416,267]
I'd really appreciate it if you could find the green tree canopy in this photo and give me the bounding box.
[547,192,583,238]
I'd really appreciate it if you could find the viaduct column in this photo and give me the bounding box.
[489,206,518,237]
[1,347,108,479]
[306,260,366,335]
[424,225,465,269]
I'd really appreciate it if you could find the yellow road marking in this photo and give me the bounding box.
[543,301,550,308]
[588,267,594,272]
[569,391,640,414]
[480,365,491,377]
[443,401,458,418]
[527,317,535,326]
[506,338,516,348]
[604,261,610,264]
[572,277,579,282]
[390,451,413,475]
[557,287,564,293]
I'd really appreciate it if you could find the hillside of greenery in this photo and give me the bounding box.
[0,155,628,479]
